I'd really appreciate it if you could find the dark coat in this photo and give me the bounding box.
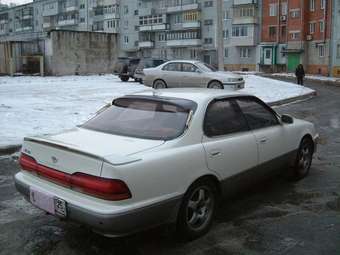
[295,66,305,78]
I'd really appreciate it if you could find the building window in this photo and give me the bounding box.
[232,26,248,37]
[321,0,326,9]
[158,33,166,41]
[184,11,199,21]
[319,45,325,57]
[320,21,324,32]
[290,9,300,18]
[290,31,300,40]
[204,1,213,7]
[281,2,288,15]
[310,0,315,11]
[224,48,229,57]
[204,38,213,44]
[124,35,129,44]
[281,25,286,37]
[204,19,213,25]
[174,14,181,24]
[240,48,251,58]
[123,5,128,14]
[269,3,278,16]
[190,49,198,59]
[223,30,229,39]
[80,17,85,23]
[269,26,277,37]
[309,22,316,34]
[224,10,229,20]
[337,44,340,58]
[80,4,85,9]
[134,10,138,15]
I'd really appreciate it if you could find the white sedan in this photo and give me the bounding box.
[15,89,318,239]
[142,60,245,90]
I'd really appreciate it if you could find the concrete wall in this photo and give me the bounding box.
[45,30,118,75]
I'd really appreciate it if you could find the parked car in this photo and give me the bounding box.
[15,89,318,240]
[143,60,245,90]
[113,57,141,82]
[134,58,166,83]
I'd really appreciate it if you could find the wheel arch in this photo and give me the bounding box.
[207,80,223,88]
[186,174,222,199]
[301,133,315,153]
[153,78,167,87]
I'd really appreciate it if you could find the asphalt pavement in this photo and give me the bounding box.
[0,78,339,255]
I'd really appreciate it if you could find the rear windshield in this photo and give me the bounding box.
[81,98,194,140]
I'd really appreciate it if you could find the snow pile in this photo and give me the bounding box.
[0,74,315,147]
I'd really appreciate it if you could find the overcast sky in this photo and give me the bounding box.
[1,0,32,5]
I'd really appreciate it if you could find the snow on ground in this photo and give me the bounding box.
[0,74,314,147]
[272,72,340,82]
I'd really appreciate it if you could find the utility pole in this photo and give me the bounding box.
[216,0,224,71]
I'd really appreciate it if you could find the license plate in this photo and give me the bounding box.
[30,187,67,218]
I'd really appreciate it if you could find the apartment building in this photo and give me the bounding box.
[259,0,331,75]
[330,0,340,77]
[223,0,260,71]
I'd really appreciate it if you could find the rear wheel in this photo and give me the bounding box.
[153,80,167,89]
[208,81,223,89]
[120,76,129,82]
[177,179,217,240]
[291,137,314,180]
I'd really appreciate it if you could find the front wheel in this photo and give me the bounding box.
[291,137,314,180]
[120,76,129,82]
[153,80,167,89]
[177,180,217,240]
[208,81,223,89]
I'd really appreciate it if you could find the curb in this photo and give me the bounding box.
[260,74,340,87]
[267,91,317,107]
[0,144,21,156]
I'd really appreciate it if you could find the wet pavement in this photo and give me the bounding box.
[0,79,339,255]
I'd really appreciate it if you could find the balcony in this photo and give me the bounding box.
[22,14,33,20]
[138,41,154,48]
[166,3,200,13]
[182,21,200,29]
[232,16,258,25]
[65,6,77,12]
[58,19,77,26]
[139,23,169,32]
[104,27,119,33]
[15,26,33,32]
[103,13,119,20]
[0,19,8,24]
[166,39,201,47]
[233,0,257,5]
[43,22,51,28]
[229,36,256,46]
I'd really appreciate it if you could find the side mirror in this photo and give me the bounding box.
[281,114,294,124]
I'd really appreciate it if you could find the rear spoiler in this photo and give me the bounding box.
[23,137,141,166]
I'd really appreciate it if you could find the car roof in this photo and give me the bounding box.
[129,88,252,105]
[163,60,201,65]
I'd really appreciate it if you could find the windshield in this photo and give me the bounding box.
[197,62,217,72]
[81,97,193,140]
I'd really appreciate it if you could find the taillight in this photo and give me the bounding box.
[19,153,131,201]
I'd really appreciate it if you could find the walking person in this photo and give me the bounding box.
[295,64,305,85]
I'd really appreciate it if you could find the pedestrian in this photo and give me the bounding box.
[295,64,305,85]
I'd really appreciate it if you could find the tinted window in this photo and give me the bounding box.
[162,63,181,71]
[204,99,249,137]
[182,63,198,72]
[236,98,279,130]
[82,98,192,140]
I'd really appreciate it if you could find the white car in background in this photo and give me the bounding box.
[142,60,245,90]
[15,89,318,240]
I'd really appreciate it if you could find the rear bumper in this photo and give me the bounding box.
[14,173,182,237]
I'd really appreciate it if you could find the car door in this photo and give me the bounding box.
[235,97,291,174]
[202,98,259,190]
[160,62,182,87]
[180,63,204,88]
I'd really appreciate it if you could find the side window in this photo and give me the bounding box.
[182,63,198,72]
[162,63,181,71]
[204,99,249,137]
[236,98,279,130]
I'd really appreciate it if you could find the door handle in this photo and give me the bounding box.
[209,151,221,157]
[259,137,268,143]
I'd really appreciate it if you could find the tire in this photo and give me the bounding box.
[177,179,217,240]
[120,76,129,82]
[153,79,167,89]
[291,137,314,180]
[208,81,223,89]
